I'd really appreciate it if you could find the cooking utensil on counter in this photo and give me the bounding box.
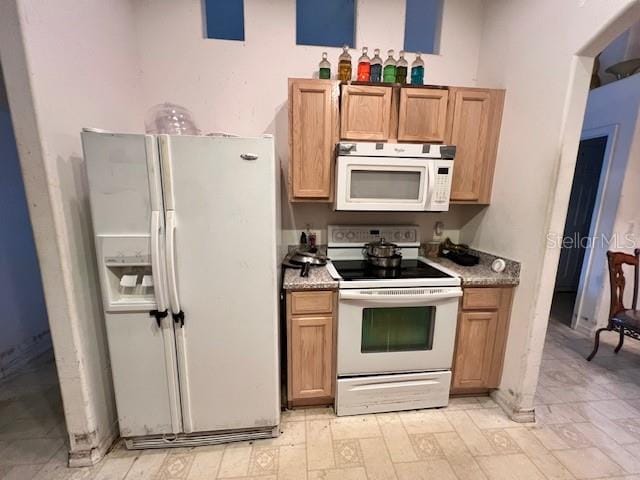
[439,238,479,266]
[363,238,400,258]
[363,238,403,269]
[284,250,329,277]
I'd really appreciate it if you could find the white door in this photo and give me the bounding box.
[82,131,182,436]
[337,287,461,376]
[160,135,280,433]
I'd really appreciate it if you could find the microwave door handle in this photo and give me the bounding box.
[426,163,435,208]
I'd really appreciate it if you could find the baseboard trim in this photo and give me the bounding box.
[68,424,118,468]
[491,389,536,423]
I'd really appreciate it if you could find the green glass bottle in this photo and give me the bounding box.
[383,49,397,83]
[396,51,408,83]
[319,52,331,79]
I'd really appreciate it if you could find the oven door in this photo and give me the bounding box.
[335,156,435,211]
[337,287,462,376]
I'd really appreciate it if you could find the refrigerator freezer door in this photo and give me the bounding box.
[82,131,183,435]
[160,135,280,434]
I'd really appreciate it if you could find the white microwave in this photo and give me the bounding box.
[334,142,456,212]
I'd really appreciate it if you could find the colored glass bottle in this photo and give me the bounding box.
[370,49,383,83]
[396,51,408,84]
[411,52,425,85]
[338,45,352,81]
[319,52,331,79]
[357,47,371,81]
[383,50,397,83]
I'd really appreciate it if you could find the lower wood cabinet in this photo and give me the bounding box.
[451,286,514,394]
[286,290,337,407]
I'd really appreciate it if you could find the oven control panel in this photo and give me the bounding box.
[328,225,420,246]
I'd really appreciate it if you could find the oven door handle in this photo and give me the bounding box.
[339,290,462,303]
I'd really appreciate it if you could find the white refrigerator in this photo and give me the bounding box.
[82,131,280,448]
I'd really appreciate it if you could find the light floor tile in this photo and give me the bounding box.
[333,439,363,467]
[277,445,307,480]
[1,463,45,480]
[587,399,640,420]
[477,453,547,480]
[434,431,487,480]
[408,433,443,459]
[306,419,335,470]
[528,425,571,450]
[553,447,625,479]
[330,415,381,440]
[185,447,224,479]
[467,408,520,430]
[308,466,367,480]
[395,459,457,480]
[359,437,396,480]
[505,428,575,480]
[248,446,278,476]
[399,409,453,434]
[0,437,63,466]
[217,446,251,478]
[376,413,417,463]
[305,406,335,420]
[444,410,495,455]
[93,456,137,480]
[125,451,168,479]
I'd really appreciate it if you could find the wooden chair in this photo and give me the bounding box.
[587,248,640,361]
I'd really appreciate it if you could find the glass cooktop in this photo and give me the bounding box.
[331,259,453,281]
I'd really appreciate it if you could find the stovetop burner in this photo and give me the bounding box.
[331,259,453,281]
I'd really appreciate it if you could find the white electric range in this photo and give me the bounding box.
[326,225,462,416]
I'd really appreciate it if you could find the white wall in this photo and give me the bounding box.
[460,0,640,416]
[0,0,144,465]
[0,106,49,378]
[131,0,485,244]
[575,75,640,332]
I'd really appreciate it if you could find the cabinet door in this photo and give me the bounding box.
[446,88,504,204]
[341,85,392,140]
[289,79,339,201]
[397,88,449,142]
[290,315,334,400]
[452,311,499,390]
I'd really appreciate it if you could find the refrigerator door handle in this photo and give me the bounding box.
[149,211,168,327]
[165,210,184,326]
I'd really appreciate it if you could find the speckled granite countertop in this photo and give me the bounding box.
[426,249,520,287]
[281,246,520,289]
[282,265,338,290]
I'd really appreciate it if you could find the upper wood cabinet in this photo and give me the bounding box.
[397,88,449,142]
[340,85,392,141]
[451,287,514,394]
[288,79,339,202]
[446,88,505,204]
[287,79,505,206]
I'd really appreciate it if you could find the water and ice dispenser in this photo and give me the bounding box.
[97,235,155,311]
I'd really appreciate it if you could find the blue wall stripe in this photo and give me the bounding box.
[205,0,245,41]
[296,0,355,48]
[404,0,442,54]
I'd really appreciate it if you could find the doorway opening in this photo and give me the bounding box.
[551,135,609,326]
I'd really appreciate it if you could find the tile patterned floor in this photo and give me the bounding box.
[2,319,640,479]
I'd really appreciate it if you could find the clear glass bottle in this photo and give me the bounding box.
[411,52,425,85]
[396,51,408,84]
[370,48,383,83]
[319,52,331,79]
[383,49,397,83]
[338,45,352,81]
[357,47,371,82]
